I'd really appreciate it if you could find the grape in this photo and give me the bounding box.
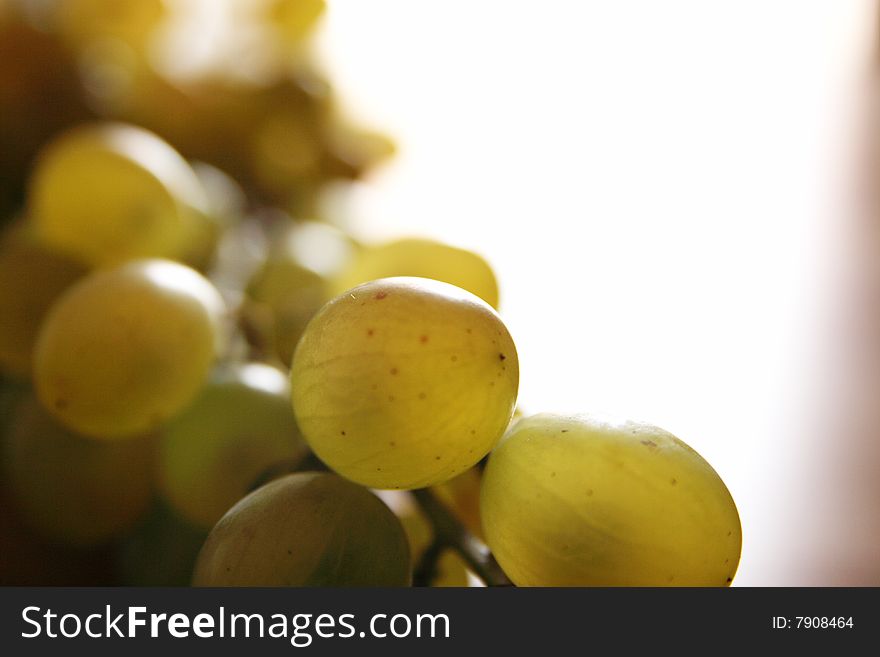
[434,466,483,539]
[244,220,357,365]
[0,14,91,218]
[54,0,168,55]
[325,121,396,175]
[158,362,308,530]
[29,122,209,267]
[34,259,226,438]
[0,223,85,378]
[192,472,410,586]
[291,277,518,489]
[264,0,326,45]
[0,488,116,585]
[2,395,155,547]
[330,238,500,309]
[179,162,245,271]
[481,413,742,586]
[116,501,208,587]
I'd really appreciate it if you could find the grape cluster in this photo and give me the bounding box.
[0,1,741,587]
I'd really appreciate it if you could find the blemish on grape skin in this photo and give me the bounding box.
[670,478,677,485]
[388,395,395,402]
[435,456,441,461]
[586,489,594,496]
[498,353,506,361]
[340,430,346,436]
[418,392,427,400]
[470,429,476,435]
[390,367,398,375]
[450,355,458,362]
[366,328,374,337]
[420,335,429,344]
[640,439,657,448]
[466,328,472,334]
[375,291,388,300]
[726,577,732,583]
[561,429,569,433]
[389,441,396,447]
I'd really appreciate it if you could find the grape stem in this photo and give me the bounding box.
[410,488,511,587]
[412,540,445,587]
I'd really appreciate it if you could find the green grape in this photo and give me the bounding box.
[2,395,155,547]
[291,277,518,489]
[244,220,357,365]
[116,500,208,586]
[192,472,410,586]
[29,122,209,267]
[481,413,743,586]
[158,362,308,530]
[0,222,85,378]
[180,162,245,271]
[34,259,226,438]
[330,238,500,310]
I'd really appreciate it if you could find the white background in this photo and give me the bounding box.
[316,1,877,585]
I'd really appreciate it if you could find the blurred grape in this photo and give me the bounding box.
[158,362,308,530]
[0,221,86,379]
[2,395,155,547]
[116,499,208,586]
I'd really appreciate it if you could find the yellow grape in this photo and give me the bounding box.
[481,413,743,586]
[34,259,225,438]
[291,277,518,489]
[158,362,308,530]
[0,223,85,378]
[192,472,410,586]
[330,238,500,309]
[433,466,483,540]
[2,395,155,547]
[30,122,209,267]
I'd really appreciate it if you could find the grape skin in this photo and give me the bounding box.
[2,395,155,547]
[34,259,225,438]
[481,413,742,586]
[192,472,410,587]
[291,277,518,490]
[0,224,85,378]
[158,362,308,530]
[330,238,500,310]
[30,122,208,267]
